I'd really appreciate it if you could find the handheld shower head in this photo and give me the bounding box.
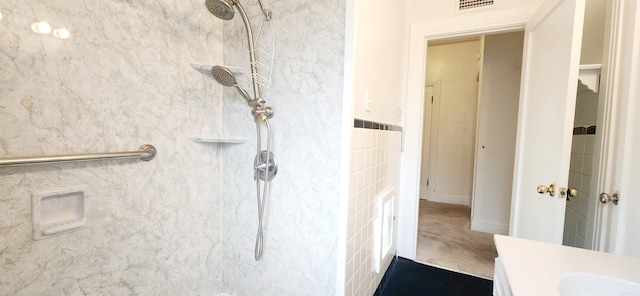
[205,0,235,20]
[211,65,252,103]
[211,65,237,87]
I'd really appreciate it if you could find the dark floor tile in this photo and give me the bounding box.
[374,257,493,296]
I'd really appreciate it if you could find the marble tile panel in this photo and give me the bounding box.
[1,0,224,294]
[218,1,346,295]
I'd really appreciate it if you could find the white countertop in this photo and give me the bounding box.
[494,235,640,296]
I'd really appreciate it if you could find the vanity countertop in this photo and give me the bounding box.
[494,234,640,296]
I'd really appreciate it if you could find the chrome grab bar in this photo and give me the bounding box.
[0,144,156,167]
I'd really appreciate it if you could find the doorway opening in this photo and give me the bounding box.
[400,0,613,265]
[415,31,524,279]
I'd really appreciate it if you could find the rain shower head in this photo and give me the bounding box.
[205,0,235,20]
[211,65,252,103]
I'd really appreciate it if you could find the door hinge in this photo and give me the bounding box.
[431,96,434,104]
[427,178,429,186]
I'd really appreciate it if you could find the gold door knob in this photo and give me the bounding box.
[536,184,556,196]
[568,188,579,198]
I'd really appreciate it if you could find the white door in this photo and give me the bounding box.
[471,32,524,235]
[509,0,585,244]
[601,0,640,256]
[420,86,434,200]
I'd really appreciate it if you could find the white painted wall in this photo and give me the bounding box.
[472,32,524,235]
[574,82,600,126]
[406,0,546,26]
[352,0,407,125]
[581,0,607,64]
[342,1,407,293]
[423,39,481,206]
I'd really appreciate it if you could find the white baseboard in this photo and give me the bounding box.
[427,193,469,206]
[471,219,509,235]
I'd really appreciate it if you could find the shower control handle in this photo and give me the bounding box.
[254,162,275,171]
[254,151,277,181]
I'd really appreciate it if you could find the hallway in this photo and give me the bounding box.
[416,200,497,279]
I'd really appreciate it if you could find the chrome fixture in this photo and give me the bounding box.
[0,144,156,167]
[205,0,271,109]
[205,0,276,261]
[254,151,277,181]
[205,0,235,20]
[599,192,620,205]
[211,65,253,103]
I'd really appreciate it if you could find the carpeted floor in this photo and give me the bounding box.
[415,200,498,279]
[373,256,493,296]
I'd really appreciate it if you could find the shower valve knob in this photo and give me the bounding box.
[254,151,277,181]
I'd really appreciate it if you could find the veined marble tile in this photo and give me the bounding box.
[1,0,224,295]
[219,0,346,295]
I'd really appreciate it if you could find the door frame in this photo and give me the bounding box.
[596,0,639,254]
[398,0,626,259]
[397,6,537,259]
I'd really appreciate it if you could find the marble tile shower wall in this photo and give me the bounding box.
[1,1,224,295]
[218,1,346,295]
[345,128,402,296]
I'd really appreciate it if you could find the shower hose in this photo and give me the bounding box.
[254,119,272,261]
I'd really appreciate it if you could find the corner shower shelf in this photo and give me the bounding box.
[189,57,271,88]
[190,136,247,144]
[190,63,250,79]
[190,63,213,76]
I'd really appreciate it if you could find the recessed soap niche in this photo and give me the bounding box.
[32,188,88,240]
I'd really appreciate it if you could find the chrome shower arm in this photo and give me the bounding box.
[234,1,261,101]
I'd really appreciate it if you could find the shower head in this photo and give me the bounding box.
[205,0,235,20]
[211,65,237,87]
[211,65,252,103]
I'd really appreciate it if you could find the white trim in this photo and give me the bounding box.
[470,35,486,232]
[398,6,537,259]
[528,0,563,30]
[609,0,640,255]
[336,0,355,295]
[471,219,509,235]
[427,194,470,206]
[592,0,624,253]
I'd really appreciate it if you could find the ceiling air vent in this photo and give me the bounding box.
[457,0,495,13]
